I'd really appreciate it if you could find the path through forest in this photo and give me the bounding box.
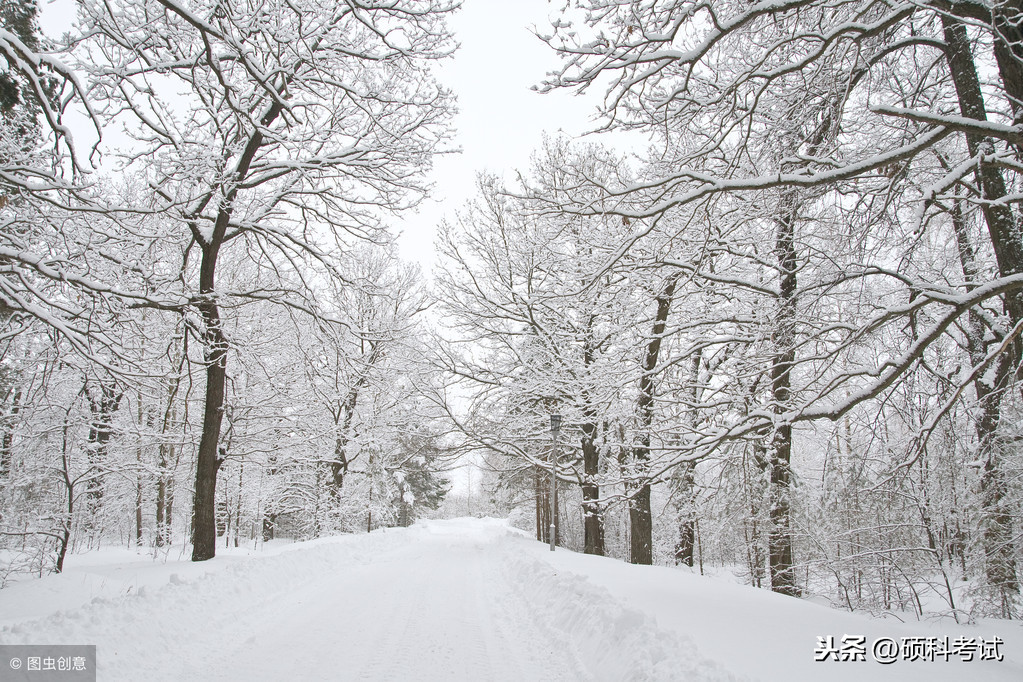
[188,521,592,681]
[1,519,1020,681]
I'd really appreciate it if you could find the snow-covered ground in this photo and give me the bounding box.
[1,518,1020,681]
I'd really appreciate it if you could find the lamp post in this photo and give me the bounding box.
[550,414,561,552]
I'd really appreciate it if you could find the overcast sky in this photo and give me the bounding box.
[391,0,604,273]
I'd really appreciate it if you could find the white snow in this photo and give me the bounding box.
[1,518,1020,681]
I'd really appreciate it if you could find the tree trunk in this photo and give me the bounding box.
[673,462,696,566]
[155,471,168,547]
[329,384,362,491]
[943,15,1021,610]
[366,452,374,534]
[135,460,144,547]
[81,379,120,546]
[535,465,551,543]
[674,352,701,567]
[0,387,21,478]
[192,244,228,561]
[85,380,121,505]
[553,463,560,547]
[944,17,1023,320]
[580,423,605,555]
[631,273,680,565]
[952,199,1019,614]
[135,397,152,547]
[767,206,799,598]
[629,485,652,564]
[155,353,182,548]
[579,319,605,555]
[56,417,75,573]
[329,346,379,493]
[985,2,1023,130]
[155,442,176,547]
[234,460,244,547]
[189,98,281,561]
[166,485,174,543]
[744,439,769,588]
[534,465,542,541]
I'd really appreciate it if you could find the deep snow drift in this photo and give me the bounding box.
[0,518,1020,681]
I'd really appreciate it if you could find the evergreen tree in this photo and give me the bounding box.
[0,0,41,114]
[394,452,450,527]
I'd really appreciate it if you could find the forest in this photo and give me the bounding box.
[1,0,1022,625]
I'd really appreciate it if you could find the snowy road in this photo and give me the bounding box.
[0,519,733,681]
[187,522,588,681]
[2,518,1021,681]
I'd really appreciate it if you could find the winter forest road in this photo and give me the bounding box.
[193,520,588,681]
[0,519,736,681]
[5,518,1021,681]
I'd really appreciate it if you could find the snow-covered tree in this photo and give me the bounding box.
[531,0,1023,611]
[72,0,456,560]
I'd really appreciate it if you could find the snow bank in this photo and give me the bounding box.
[0,530,412,680]
[504,549,740,681]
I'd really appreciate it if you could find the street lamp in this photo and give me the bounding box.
[549,414,561,552]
